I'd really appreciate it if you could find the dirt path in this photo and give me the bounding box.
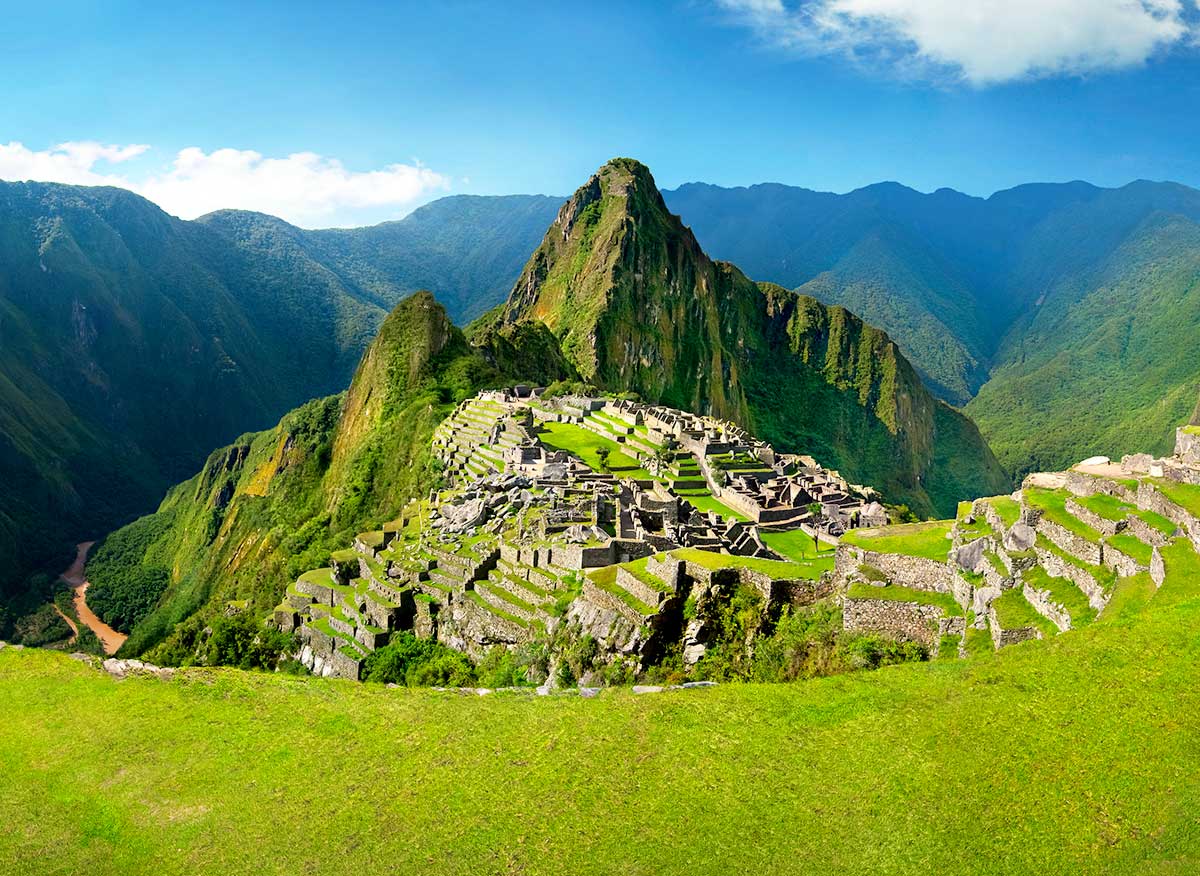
[60,541,127,656]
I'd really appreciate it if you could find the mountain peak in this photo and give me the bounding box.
[496,160,1009,515]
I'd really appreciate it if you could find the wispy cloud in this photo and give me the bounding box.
[715,0,1198,85]
[0,142,450,227]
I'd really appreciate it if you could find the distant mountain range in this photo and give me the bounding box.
[662,179,1200,477]
[4,166,1200,618]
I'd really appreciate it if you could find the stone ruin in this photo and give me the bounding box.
[833,426,1200,656]
[275,389,882,679]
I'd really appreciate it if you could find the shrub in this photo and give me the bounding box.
[361,632,477,687]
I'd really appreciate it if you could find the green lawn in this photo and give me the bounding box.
[987,496,1021,528]
[1024,487,1103,544]
[1076,492,1134,522]
[760,528,836,562]
[538,422,653,479]
[991,588,1059,639]
[840,521,954,562]
[676,489,748,522]
[1106,532,1153,568]
[672,547,833,581]
[7,549,1200,873]
[844,582,962,616]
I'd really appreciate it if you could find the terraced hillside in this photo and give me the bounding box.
[279,390,863,680]
[837,429,1200,655]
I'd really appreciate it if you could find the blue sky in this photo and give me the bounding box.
[3,0,1199,226]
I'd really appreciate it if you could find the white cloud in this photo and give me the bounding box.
[0,142,450,227]
[0,141,150,187]
[716,0,1197,84]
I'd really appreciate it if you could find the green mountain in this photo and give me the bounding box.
[492,158,1009,516]
[0,181,384,607]
[84,290,565,658]
[664,179,1200,475]
[0,183,558,613]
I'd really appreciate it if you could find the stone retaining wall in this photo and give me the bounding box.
[330,648,363,680]
[1065,471,1135,502]
[1035,519,1103,566]
[988,606,1042,649]
[1151,546,1166,587]
[1102,543,1142,578]
[842,597,951,649]
[616,568,664,609]
[1137,482,1200,552]
[1064,498,1124,536]
[580,580,649,625]
[1033,546,1106,611]
[296,578,334,606]
[1125,515,1170,547]
[1021,583,1071,632]
[861,550,954,593]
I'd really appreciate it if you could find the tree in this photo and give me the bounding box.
[595,446,611,472]
[806,502,824,550]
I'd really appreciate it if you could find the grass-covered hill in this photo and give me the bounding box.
[4,536,1199,874]
[0,183,559,621]
[665,178,1200,476]
[86,290,567,660]
[492,158,1009,517]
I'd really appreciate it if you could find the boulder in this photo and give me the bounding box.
[953,538,986,573]
[632,685,664,694]
[1004,522,1037,552]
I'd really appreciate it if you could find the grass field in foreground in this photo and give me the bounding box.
[5,549,1200,876]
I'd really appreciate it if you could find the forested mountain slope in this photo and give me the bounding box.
[0,183,557,616]
[664,178,1200,474]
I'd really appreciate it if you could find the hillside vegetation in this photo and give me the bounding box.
[3,540,1199,874]
[85,291,567,660]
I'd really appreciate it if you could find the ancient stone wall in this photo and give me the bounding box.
[1125,515,1170,547]
[987,606,1042,649]
[1065,471,1135,502]
[330,648,363,681]
[616,568,663,608]
[1021,583,1071,632]
[1137,482,1200,552]
[580,580,649,626]
[1033,546,1106,611]
[860,550,954,593]
[1035,519,1103,566]
[1102,543,1142,578]
[1151,546,1166,587]
[1064,498,1123,536]
[842,597,945,648]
